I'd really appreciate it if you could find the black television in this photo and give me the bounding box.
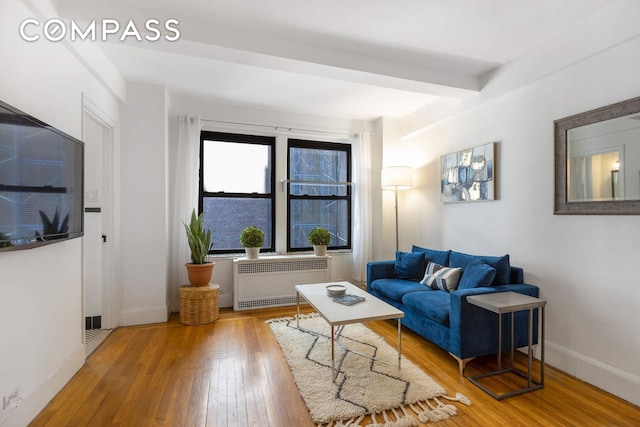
[0,100,84,251]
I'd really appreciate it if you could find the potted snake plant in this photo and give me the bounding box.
[183,209,214,286]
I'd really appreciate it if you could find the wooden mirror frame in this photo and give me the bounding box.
[554,96,640,215]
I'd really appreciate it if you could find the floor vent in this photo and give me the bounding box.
[84,329,112,356]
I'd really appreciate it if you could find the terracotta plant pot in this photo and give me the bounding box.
[185,262,215,287]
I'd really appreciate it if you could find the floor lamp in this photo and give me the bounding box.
[381,166,413,252]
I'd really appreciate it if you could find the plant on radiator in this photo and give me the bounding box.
[183,209,214,286]
[308,227,331,256]
[240,226,264,259]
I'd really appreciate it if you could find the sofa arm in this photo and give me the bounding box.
[448,284,540,359]
[510,266,524,284]
[451,283,539,302]
[366,260,395,291]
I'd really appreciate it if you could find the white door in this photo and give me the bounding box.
[82,110,115,330]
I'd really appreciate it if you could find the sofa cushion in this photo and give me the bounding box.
[420,262,462,292]
[411,245,451,266]
[458,259,496,290]
[449,251,511,285]
[394,251,426,280]
[370,278,430,302]
[402,291,451,326]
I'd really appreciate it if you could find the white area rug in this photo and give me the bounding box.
[269,314,470,426]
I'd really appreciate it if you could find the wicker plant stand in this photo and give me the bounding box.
[180,284,219,325]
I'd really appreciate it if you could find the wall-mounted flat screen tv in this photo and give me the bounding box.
[0,100,84,251]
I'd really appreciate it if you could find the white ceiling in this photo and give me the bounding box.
[56,0,616,120]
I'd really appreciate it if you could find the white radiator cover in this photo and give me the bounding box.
[233,255,332,310]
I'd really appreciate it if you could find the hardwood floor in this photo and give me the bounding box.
[31,306,640,426]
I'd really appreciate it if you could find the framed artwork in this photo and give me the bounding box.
[441,142,495,203]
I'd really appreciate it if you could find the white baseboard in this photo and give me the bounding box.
[119,306,168,326]
[219,294,233,308]
[546,341,640,406]
[2,344,85,427]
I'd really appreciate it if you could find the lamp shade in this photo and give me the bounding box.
[381,166,413,190]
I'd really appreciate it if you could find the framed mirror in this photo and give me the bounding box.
[554,96,640,215]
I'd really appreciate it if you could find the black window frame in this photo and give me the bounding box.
[199,131,276,254]
[286,139,352,252]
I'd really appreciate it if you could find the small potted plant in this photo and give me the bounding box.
[308,227,331,256]
[240,226,264,259]
[183,209,214,286]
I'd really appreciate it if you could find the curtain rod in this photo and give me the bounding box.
[198,117,357,138]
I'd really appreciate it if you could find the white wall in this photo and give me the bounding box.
[390,20,640,405]
[370,119,385,262]
[376,117,419,260]
[0,1,122,425]
[119,83,170,325]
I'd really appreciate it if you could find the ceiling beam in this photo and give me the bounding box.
[55,1,491,99]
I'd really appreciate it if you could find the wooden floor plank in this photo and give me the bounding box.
[205,359,221,427]
[28,306,640,427]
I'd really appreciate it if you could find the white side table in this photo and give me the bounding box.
[466,291,546,400]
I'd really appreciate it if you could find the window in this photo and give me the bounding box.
[287,139,351,251]
[199,131,275,253]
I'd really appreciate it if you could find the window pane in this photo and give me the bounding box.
[289,147,348,196]
[203,140,271,193]
[203,197,272,251]
[289,199,349,249]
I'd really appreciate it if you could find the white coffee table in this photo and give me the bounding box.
[295,281,405,381]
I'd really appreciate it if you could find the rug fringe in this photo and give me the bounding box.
[441,392,472,406]
[360,398,473,427]
[367,411,384,427]
[372,407,417,427]
[264,316,294,324]
[296,312,321,320]
[266,312,321,324]
[407,395,473,424]
[391,406,418,426]
[319,414,366,427]
[317,394,470,426]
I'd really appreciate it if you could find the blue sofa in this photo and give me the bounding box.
[367,245,539,375]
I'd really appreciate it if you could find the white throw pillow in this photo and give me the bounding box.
[420,262,462,292]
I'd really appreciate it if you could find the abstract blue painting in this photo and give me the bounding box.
[441,142,495,203]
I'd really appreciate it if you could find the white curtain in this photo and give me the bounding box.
[352,132,373,282]
[171,115,202,289]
